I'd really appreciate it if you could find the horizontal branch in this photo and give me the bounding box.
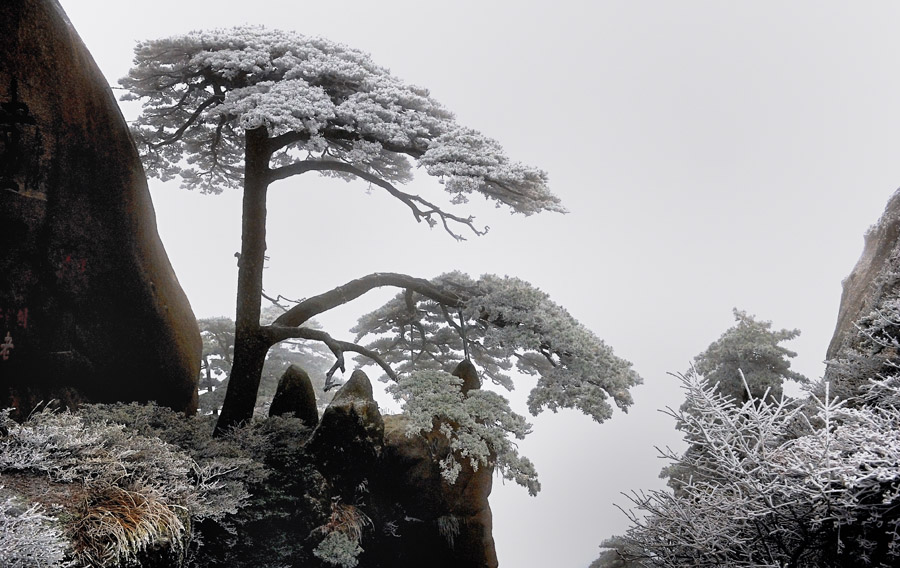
[267,126,427,158]
[263,324,399,385]
[273,272,465,328]
[269,159,486,239]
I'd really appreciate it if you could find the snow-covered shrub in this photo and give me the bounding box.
[312,500,371,567]
[0,489,69,567]
[616,371,900,567]
[0,404,266,567]
[313,531,363,568]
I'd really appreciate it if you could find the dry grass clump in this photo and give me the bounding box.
[312,500,372,567]
[69,485,185,566]
[0,405,261,567]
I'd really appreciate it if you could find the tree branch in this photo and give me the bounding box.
[269,159,486,239]
[273,272,465,328]
[263,324,399,386]
[267,126,427,158]
[148,93,225,149]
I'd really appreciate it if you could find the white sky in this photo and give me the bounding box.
[61,1,900,566]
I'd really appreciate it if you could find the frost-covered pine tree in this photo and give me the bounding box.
[120,26,640,469]
[693,309,807,405]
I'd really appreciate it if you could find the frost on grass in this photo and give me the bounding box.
[0,405,258,567]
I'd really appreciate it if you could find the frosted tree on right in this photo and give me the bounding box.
[608,371,900,567]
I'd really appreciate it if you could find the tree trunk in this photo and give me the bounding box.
[215,127,273,435]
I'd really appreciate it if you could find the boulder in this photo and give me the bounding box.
[268,364,320,426]
[824,188,900,397]
[306,370,384,498]
[381,414,498,568]
[0,0,201,414]
[377,360,497,568]
[453,359,481,395]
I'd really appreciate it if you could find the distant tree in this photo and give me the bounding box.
[199,317,234,415]
[198,310,334,416]
[120,26,640,478]
[693,308,807,404]
[661,310,808,492]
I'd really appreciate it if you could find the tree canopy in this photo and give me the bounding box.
[351,272,638,423]
[693,308,807,404]
[120,26,564,238]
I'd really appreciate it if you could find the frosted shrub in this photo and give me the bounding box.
[0,405,259,567]
[313,531,363,568]
[312,500,371,568]
[617,371,900,567]
[0,490,69,567]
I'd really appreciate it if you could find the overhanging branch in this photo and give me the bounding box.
[263,324,399,386]
[273,272,465,328]
[268,159,486,240]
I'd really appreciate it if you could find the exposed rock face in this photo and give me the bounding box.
[269,364,319,426]
[377,360,497,568]
[0,0,201,413]
[825,189,900,397]
[302,365,497,568]
[381,414,498,568]
[306,370,384,499]
[827,189,900,360]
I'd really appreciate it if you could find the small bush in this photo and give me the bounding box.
[313,531,364,568]
[0,488,69,568]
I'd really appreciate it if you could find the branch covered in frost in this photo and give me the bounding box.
[0,490,69,568]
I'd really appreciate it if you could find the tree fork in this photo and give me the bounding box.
[215,127,274,435]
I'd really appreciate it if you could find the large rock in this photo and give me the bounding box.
[306,370,384,498]
[0,0,200,413]
[824,189,900,397]
[377,360,498,568]
[381,415,498,568]
[268,364,319,426]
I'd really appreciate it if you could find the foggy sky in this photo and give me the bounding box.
[61,1,900,566]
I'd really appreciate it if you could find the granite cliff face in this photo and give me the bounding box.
[824,189,900,398]
[0,0,201,413]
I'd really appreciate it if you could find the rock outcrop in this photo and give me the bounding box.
[381,414,498,568]
[824,189,900,397]
[307,370,385,500]
[0,0,201,414]
[268,364,319,426]
[301,364,497,568]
